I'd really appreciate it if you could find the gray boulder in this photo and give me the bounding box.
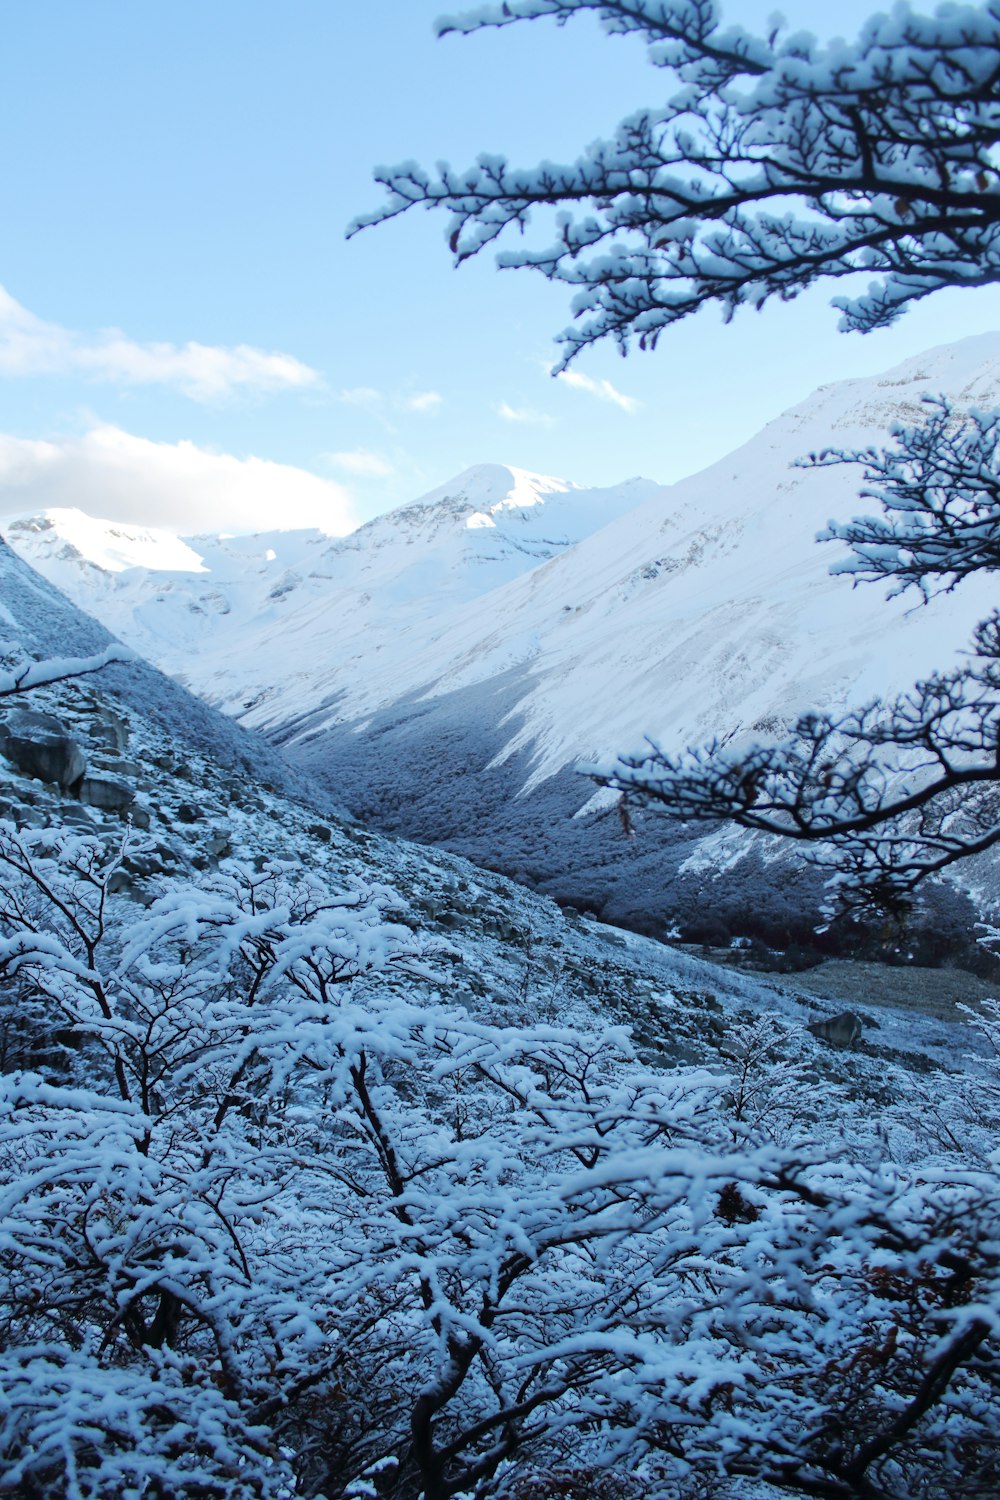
[89,707,129,754]
[0,709,86,787]
[204,827,232,858]
[77,775,135,815]
[807,1011,863,1047]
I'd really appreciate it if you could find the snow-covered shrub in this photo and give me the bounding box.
[0,820,999,1497]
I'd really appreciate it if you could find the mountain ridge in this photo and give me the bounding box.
[7,333,1000,942]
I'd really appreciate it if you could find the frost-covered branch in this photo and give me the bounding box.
[2,824,998,1493]
[592,397,1000,913]
[353,1,1000,365]
[812,396,1000,598]
[594,615,1000,914]
[0,642,135,698]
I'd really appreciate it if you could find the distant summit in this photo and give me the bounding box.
[3,465,662,715]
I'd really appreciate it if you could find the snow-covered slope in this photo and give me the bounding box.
[6,529,940,1077]
[8,338,999,784]
[7,335,1000,939]
[0,534,988,1084]
[367,334,1000,793]
[4,465,656,710]
[0,535,336,811]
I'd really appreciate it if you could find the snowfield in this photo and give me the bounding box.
[7,336,999,787]
[10,333,1000,936]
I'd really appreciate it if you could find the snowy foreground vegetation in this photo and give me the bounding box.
[4,0,1000,1488]
[1,805,1000,1498]
[0,550,997,1497]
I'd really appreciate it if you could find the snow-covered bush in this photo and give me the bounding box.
[1,819,999,1496]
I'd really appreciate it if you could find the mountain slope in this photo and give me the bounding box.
[0,532,987,1073]
[5,464,657,713]
[9,339,999,776]
[0,535,340,810]
[7,335,1000,943]
[278,333,1000,782]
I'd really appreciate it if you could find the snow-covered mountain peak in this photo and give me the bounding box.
[423,462,577,515]
[343,462,653,552]
[5,508,209,576]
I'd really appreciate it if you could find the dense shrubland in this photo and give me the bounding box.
[1,818,999,1498]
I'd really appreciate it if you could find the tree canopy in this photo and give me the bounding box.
[353,0,1000,368]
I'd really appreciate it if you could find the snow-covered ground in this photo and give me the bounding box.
[1,529,989,1085]
[8,334,1000,938]
[7,334,999,794]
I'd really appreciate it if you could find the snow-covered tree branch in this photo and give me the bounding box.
[1,822,998,1494]
[353,0,1000,368]
[814,398,1000,598]
[592,400,1000,913]
[0,641,135,699]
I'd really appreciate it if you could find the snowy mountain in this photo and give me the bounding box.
[6,334,1000,939]
[4,465,657,712]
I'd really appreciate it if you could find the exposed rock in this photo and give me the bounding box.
[204,828,232,859]
[92,756,142,779]
[14,806,48,828]
[175,802,200,824]
[130,802,151,831]
[89,708,129,754]
[0,709,86,787]
[59,806,99,831]
[77,775,135,815]
[807,1011,863,1047]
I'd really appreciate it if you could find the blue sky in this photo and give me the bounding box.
[0,0,997,534]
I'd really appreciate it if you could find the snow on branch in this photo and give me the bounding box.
[1,825,999,1491]
[810,395,1000,598]
[0,642,136,698]
[354,1,1000,365]
[584,397,1000,914]
[590,613,1000,915]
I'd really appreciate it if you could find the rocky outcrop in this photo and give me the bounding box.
[77,775,134,815]
[0,709,86,787]
[89,707,129,754]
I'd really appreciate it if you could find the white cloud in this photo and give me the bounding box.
[335,386,384,409]
[0,425,357,535]
[402,390,443,413]
[555,368,640,413]
[325,448,394,478]
[495,401,555,427]
[0,285,320,402]
[334,386,444,422]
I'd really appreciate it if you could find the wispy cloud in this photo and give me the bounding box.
[0,285,320,402]
[495,401,555,428]
[325,448,394,478]
[555,368,640,413]
[0,425,356,535]
[335,386,384,409]
[403,390,443,413]
[335,386,444,418]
